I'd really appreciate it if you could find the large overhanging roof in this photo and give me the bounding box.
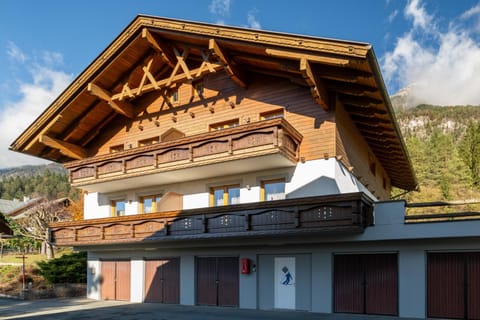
[9,15,417,191]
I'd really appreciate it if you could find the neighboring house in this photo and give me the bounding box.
[9,15,480,319]
[6,197,72,221]
[0,199,25,216]
[5,197,45,220]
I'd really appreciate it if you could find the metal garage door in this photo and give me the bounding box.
[101,260,130,301]
[334,253,398,316]
[196,257,239,307]
[144,258,180,303]
[428,252,480,319]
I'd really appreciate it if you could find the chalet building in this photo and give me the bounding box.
[10,16,480,319]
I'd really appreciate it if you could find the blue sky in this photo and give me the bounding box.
[0,0,479,168]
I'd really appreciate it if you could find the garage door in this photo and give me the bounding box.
[101,260,130,301]
[144,258,180,303]
[196,257,238,307]
[428,252,480,319]
[334,253,398,316]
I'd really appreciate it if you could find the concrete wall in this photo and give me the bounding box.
[86,254,100,300]
[81,196,480,319]
[84,235,480,319]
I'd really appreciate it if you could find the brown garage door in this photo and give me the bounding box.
[334,253,398,316]
[101,260,130,301]
[428,252,480,319]
[145,258,180,303]
[196,257,238,307]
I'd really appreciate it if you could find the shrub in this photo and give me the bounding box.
[36,251,87,284]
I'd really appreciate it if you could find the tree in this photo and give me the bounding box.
[37,251,87,284]
[14,199,72,259]
[459,121,480,186]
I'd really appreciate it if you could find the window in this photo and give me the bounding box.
[111,199,126,216]
[138,136,160,147]
[110,144,124,153]
[169,89,179,103]
[210,185,240,207]
[261,179,286,201]
[193,81,204,97]
[209,119,239,131]
[260,109,284,120]
[140,194,162,214]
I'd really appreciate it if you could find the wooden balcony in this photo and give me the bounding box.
[49,193,374,246]
[65,118,302,192]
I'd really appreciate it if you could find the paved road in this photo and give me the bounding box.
[0,298,417,320]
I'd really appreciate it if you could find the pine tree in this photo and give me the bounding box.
[459,121,480,186]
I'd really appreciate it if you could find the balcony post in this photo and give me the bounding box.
[294,208,300,228]
[201,214,207,233]
[244,213,250,231]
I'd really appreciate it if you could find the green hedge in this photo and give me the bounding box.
[37,252,87,284]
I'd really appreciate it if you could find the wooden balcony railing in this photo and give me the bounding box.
[49,193,373,246]
[65,118,302,187]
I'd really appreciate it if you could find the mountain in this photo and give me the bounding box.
[0,163,66,181]
[392,103,480,204]
[0,163,75,201]
[395,104,480,141]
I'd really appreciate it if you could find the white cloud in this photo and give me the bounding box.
[404,0,434,31]
[6,41,27,63]
[0,45,73,168]
[247,10,261,29]
[461,3,480,19]
[387,9,399,23]
[461,2,480,33]
[209,0,231,17]
[382,0,480,107]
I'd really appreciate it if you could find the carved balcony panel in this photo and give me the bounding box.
[49,193,374,246]
[64,118,303,192]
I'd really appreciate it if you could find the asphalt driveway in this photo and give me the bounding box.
[0,298,417,320]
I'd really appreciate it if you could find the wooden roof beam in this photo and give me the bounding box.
[23,114,63,152]
[209,39,247,88]
[340,95,383,107]
[81,112,118,147]
[87,83,136,119]
[166,47,193,87]
[327,81,378,96]
[316,66,373,83]
[265,48,351,66]
[39,134,87,160]
[141,28,176,68]
[111,63,224,100]
[300,58,329,110]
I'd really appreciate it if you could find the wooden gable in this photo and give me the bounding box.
[9,15,417,191]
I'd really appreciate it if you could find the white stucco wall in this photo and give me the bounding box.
[83,159,371,218]
[84,192,110,219]
[130,259,145,302]
[86,257,101,300]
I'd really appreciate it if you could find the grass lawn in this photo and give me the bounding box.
[0,248,72,266]
[0,253,48,265]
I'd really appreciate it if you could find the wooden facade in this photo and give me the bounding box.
[10,15,417,198]
[9,15,418,250]
[66,117,302,188]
